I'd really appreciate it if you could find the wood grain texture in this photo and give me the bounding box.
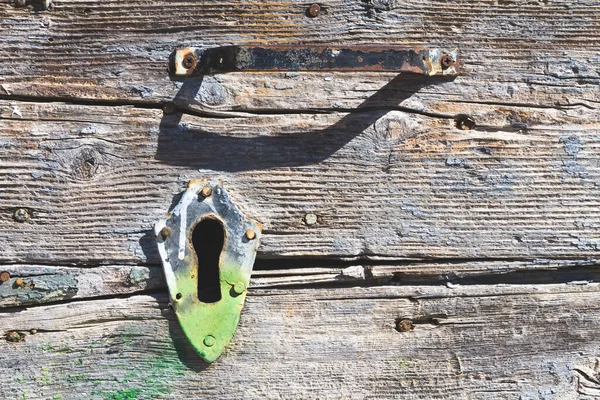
[2,285,600,399]
[0,0,599,114]
[1,99,600,263]
[2,259,600,308]
[2,0,600,398]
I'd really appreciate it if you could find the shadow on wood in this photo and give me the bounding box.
[154,74,453,172]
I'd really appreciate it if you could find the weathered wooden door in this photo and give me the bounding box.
[1,0,600,398]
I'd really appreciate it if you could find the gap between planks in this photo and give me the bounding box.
[1,258,599,309]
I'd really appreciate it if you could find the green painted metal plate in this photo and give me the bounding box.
[154,179,261,362]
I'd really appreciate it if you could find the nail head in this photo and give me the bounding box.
[201,186,212,198]
[203,335,216,347]
[233,282,246,295]
[13,208,30,223]
[160,226,173,239]
[304,213,318,226]
[308,3,321,17]
[245,229,256,240]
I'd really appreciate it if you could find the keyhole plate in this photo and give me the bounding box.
[154,179,262,362]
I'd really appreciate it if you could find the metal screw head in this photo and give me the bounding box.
[201,186,212,198]
[308,3,321,17]
[440,54,454,69]
[163,102,176,114]
[160,226,172,240]
[245,229,256,240]
[203,335,216,347]
[14,0,27,7]
[0,271,10,283]
[5,331,23,343]
[455,115,476,130]
[182,53,196,69]
[304,213,318,226]
[396,318,414,332]
[232,282,246,295]
[13,208,30,223]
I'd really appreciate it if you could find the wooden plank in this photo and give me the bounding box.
[1,100,600,263]
[1,285,600,399]
[0,0,598,114]
[2,259,599,308]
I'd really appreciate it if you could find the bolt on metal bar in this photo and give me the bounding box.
[171,45,459,77]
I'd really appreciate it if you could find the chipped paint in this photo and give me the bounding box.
[154,179,261,362]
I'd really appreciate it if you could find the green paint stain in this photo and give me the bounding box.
[103,388,142,400]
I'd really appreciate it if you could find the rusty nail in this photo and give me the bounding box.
[163,102,177,114]
[5,331,24,343]
[440,54,454,69]
[0,271,10,283]
[308,3,321,17]
[304,213,318,226]
[245,229,256,240]
[14,0,27,7]
[455,115,476,130]
[13,208,30,223]
[182,53,196,69]
[160,226,173,240]
[396,318,414,332]
[201,186,212,198]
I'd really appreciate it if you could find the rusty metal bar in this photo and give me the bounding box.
[171,46,459,77]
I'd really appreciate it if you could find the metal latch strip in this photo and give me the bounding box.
[171,45,459,77]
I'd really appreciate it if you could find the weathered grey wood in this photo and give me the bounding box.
[2,259,599,308]
[0,0,598,113]
[1,100,600,263]
[2,0,600,397]
[1,284,600,399]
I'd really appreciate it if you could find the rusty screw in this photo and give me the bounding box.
[440,54,454,69]
[396,318,414,333]
[0,271,10,283]
[5,331,24,343]
[160,226,172,240]
[308,3,321,17]
[182,53,196,69]
[13,208,30,223]
[245,229,256,240]
[163,102,177,114]
[455,115,476,130]
[14,0,27,7]
[200,186,212,198]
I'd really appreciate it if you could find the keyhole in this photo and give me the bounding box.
[192,218,224,303]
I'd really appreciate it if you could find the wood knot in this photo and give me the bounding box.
[372,113,424,143]
[72,146,102,180]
